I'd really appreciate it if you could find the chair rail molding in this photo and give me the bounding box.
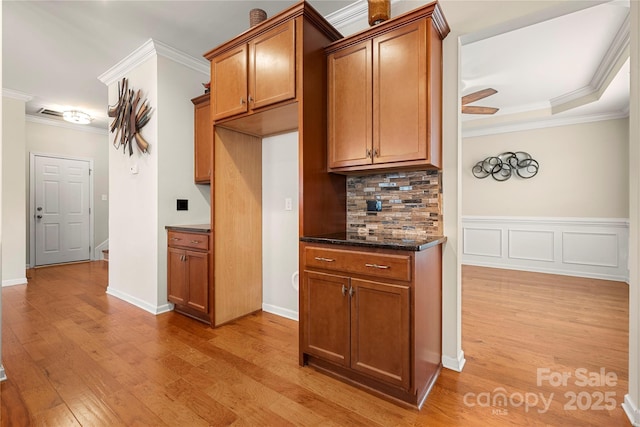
[462,216,629,282]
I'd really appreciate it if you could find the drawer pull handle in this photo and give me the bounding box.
[365,263,390,269]
[314,256,335,262]
[190,240,200,244]
[171,237,181,241]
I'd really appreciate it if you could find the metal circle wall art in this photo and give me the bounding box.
[472,152,539,181]
[108,77,153,156]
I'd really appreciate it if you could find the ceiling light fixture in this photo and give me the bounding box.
[63,110,92,125]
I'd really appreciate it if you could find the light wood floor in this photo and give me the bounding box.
[1,262,630,426]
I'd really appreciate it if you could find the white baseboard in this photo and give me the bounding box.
[95,239,109,260]
[0,365,6,382]
[262,303,299,321]
[442,350,466,372]
[462,216,629,282]
[624,394,640,427]
[2,278,27,287]
[106,286,172,315]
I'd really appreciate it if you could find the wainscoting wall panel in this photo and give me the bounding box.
[462,228,502,257]
[508,229,554,262]
[462,216,629,282]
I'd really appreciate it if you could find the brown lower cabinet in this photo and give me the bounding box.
[300,242,442,408]
[167,228,213,324]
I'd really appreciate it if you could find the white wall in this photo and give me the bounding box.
[25,120,110,261]
[463,119,629,217]
[156,55,211,307]
[461,120,630,282]
[623,0,640,424]
[105,43,210,314]
[2,96,27,286]
[262,132,299,320]
[107,56,161,313]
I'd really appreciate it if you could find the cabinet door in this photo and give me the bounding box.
[186,250,209,313]
[194,98,212,183]
[249,20,296,110]
[167,248,187,305]
[350,278,410,390]
[211,45,248,120]
[301,271,350,367]
[373,20,427,164]
[328,41,372,169]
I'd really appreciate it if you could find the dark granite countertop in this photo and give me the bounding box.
[300,232,446,252]
[165,224,211,233]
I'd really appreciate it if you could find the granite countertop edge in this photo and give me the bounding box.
[165,224,211,233]
[300,235,447,252]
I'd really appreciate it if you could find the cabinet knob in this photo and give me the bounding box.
[171,237,180,241]
[191,240,200,244]
[366,149,372,158]
[349,286,355,297]
[341,284,347,296]
[374,148,379,157]
[248,95,254,103]
[240,98,246,105]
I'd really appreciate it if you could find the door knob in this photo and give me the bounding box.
[37,207,43,211]
[36,215,43,219]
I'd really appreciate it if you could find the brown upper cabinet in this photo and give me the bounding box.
[192,94,212,183]
[202,1,347,326]
[209,20,296,122]
[326,2,450,173]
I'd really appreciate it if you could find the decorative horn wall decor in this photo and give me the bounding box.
[472,152,539,181]
[108,77,152,156]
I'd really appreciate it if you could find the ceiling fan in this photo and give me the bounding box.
[462,88,499,115]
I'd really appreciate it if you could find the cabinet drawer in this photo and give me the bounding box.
[305,247,411,282]
[168,231,209,251]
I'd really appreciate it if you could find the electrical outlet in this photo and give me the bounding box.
[285,198,293,211]
[366,200,382,212]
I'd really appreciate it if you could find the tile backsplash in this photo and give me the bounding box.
[347,170,442,237]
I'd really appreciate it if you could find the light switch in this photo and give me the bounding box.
[177,199,188,211]
[101,194,108,201]
[130,164,139,174]
[285,198,293,211]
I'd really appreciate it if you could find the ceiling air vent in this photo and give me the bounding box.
[36,108,64,118]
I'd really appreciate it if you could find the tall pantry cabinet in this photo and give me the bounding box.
[203,2,346,326]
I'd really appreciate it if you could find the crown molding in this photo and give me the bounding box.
[326,0,402,30]
[550,12,630,114]
[2,88,33,102]
[25,114,109,136]
[98,39,156,86]
[591,13,630,91]
[463,110,629,138]
[98,38,208,86]
[326,0,368,28]
[464,101,551,124]
[153,40,209,76]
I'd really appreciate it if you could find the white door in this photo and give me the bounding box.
[34,156,91,266]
